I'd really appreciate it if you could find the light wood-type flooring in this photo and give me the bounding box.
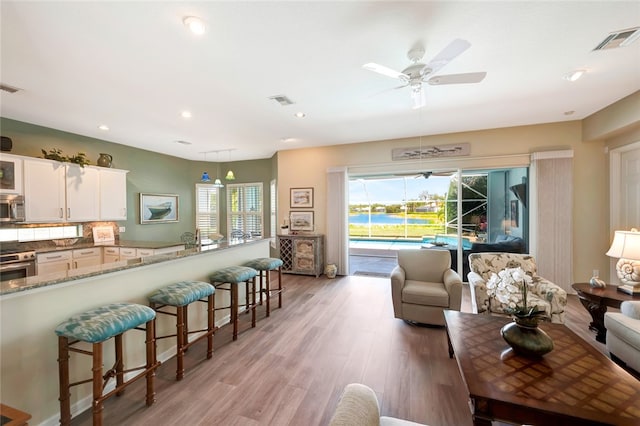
[72,274,621,426]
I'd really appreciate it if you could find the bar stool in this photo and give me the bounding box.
[209,266,258,341]
[148,280,216,380]
[242,257,284,316]
[55,303,160,426]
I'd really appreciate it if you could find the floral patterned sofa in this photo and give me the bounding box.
[467,252,567,324]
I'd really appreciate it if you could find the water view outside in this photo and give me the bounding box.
[349,174,488,240]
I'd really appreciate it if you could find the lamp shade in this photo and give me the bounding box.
[200,171,211,182]
[225,170,235,180]
[606,230,640,261]
[213,178,224,188]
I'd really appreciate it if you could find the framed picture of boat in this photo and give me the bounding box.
[289,211,314,232]
[290,187,313,208]
[140,193,179,224]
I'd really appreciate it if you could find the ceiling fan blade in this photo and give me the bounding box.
[424,38,471,75]
[427,72,487,85]
[362,63,409,81]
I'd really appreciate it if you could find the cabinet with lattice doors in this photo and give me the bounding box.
[277,234,324,277]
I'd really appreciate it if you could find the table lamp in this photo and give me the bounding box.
[606,229,640,294]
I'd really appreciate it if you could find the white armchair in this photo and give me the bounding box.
[329,383,427,426]
[390,249,462,326]
[467,252,567,324]
[604,301,640,372]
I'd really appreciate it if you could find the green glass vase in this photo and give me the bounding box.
[501,317,554,357]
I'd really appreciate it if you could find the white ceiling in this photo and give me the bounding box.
[1,1,639,162]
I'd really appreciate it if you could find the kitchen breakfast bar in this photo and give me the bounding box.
[0,237,270,425]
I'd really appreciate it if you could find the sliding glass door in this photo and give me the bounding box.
[348,166,529,278]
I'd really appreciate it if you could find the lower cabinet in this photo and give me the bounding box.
[72,247,102,269]
[277,234,324,277]
[102,247,120,263]
[36,251,72,275]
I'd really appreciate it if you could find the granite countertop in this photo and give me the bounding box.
[1,238,265,297]
[34,239,186,254]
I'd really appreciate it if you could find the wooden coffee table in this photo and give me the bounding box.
[444,310,640,426]
[572,283,640,343]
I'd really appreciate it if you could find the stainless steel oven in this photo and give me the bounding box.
[0,251,36,281]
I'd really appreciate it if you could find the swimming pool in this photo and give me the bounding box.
[349,236,473,250]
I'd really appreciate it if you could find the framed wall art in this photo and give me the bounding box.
[290,187,314,208]
[289,211,314,232]
[140,193,179,224]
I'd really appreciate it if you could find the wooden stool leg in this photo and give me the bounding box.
[176,306,185,380]
[277,266,282,308]
[265,269,271,317]
[115,334,124,396]
[207,294,215,359]
[58,336,71,426]
[92,342,104,426]
[251,277,256,328]
[145,318,157,406]
[259,271,264,305]
[183,304,190,353]
[231,282,239,341]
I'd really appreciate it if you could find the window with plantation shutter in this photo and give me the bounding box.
[270,179,276,239]
[227,183,263,238]
[195,184,219,239]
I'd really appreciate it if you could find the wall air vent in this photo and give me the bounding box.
[0,83,21,93]
[593,27,640,50]
[268,95,295,106]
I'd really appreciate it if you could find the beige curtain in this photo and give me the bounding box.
[530,150,573,293]
[326,167,349,275]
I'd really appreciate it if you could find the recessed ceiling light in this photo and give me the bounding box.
[183,16,206,35]
[181,110,192,119]
[280,137,296,143]
[294,112,306,118]
[175,140,192,145]
[564,110,575,116]
[98,124,109,131]
[563,70,585,82]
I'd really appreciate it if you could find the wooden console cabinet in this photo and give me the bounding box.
[277,234,324,277]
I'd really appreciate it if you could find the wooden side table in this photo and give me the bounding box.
[572,282,640,343]
[0,404,31,426]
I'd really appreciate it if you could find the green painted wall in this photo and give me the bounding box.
[0,117,274,241]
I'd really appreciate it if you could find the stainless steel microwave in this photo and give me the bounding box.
[0,194,25,222]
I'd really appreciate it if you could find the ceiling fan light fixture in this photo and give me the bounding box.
[183,16,206,35]
[564,70,585,82]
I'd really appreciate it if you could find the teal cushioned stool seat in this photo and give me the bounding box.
[55,303,156,343]
[210,266,258,341]
[149,281,216,380]
[149,280,214,307]
[55,303,160,426]
[243,258,284,317]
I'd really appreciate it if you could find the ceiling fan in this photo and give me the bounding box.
[393,171,454,179]
[363,39,486,109]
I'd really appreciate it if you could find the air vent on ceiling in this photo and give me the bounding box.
[0,83,21,93]
[268,95,294,106]
[593,27,640,50]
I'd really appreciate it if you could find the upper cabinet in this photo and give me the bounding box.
[22,156,128,223]
[23,158,67,222]
[99,168,128,220]
[0,153,24,195]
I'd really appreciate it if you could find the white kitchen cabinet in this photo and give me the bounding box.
[37,250,72,275]
[103,247,120,263]
[119,247,137,260]
[99,168,128,220]
[66,164,100,221]
[72,247,102,269]
[23,158,100,222]
[23,158,66,222]
[0,153,24,195]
